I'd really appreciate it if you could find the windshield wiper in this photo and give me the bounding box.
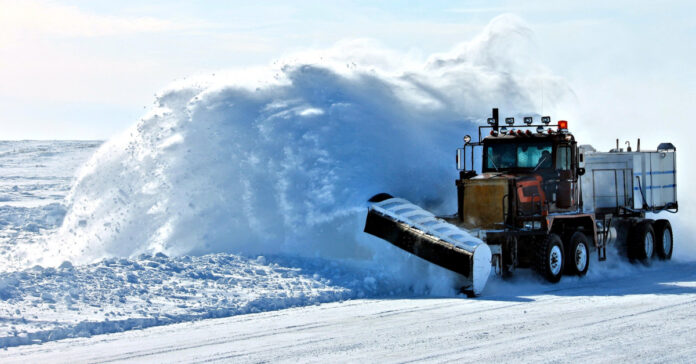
[489,158,500,172]
[533,155,549,172]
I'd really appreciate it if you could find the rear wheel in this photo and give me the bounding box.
[629,221,655,264]
[654,219,673,260]
[534,233,564,283]
[565,232,590,276]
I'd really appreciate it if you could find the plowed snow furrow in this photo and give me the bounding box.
[2,263,695,363]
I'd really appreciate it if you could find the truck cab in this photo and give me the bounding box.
[456,117,581,231]
[481,129,579,213]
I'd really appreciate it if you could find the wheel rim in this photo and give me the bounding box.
[575,243,587,271]
[663,229,672,256]
[549,245,562,275]
[644,231,654,258]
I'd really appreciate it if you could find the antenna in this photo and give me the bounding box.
[492,108,499,132]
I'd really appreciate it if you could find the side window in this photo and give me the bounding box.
[556,146,571,170]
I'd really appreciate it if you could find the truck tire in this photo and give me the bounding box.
[564,232,590,276]
[654,219,673,260]
[534,233,564,283]
[629,221,655,264]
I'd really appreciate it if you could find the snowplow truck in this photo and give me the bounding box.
[364,108,677,295]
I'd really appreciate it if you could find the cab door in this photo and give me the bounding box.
[555,144,576,209]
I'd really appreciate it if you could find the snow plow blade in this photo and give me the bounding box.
[364,194,491,295]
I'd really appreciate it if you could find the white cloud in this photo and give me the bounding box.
[447,7,512,14]
[0,0,199,44]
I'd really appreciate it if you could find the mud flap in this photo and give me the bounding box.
[364,195,492,295]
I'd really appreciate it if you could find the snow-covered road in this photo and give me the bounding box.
[3,262,695,363]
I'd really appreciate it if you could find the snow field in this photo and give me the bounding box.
[0,141,101,207]
[0,204,67,270]
[0,253,413,348]
[0,141,101,272]
[3,262,695,363]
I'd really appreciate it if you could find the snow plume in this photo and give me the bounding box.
[47,15,573,292]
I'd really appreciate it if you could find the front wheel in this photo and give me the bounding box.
[534,233,564,283]
[565,232,590,276]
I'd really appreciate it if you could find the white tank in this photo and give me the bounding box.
[579,144,676,213]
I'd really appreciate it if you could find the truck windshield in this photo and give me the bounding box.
[486,142,552,170]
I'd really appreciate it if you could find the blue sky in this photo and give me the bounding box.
[1,0,694,140]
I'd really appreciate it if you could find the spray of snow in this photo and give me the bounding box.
[34,15,574,293]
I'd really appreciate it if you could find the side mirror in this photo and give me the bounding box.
[577,167,586,176]
[456,148,465,170]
